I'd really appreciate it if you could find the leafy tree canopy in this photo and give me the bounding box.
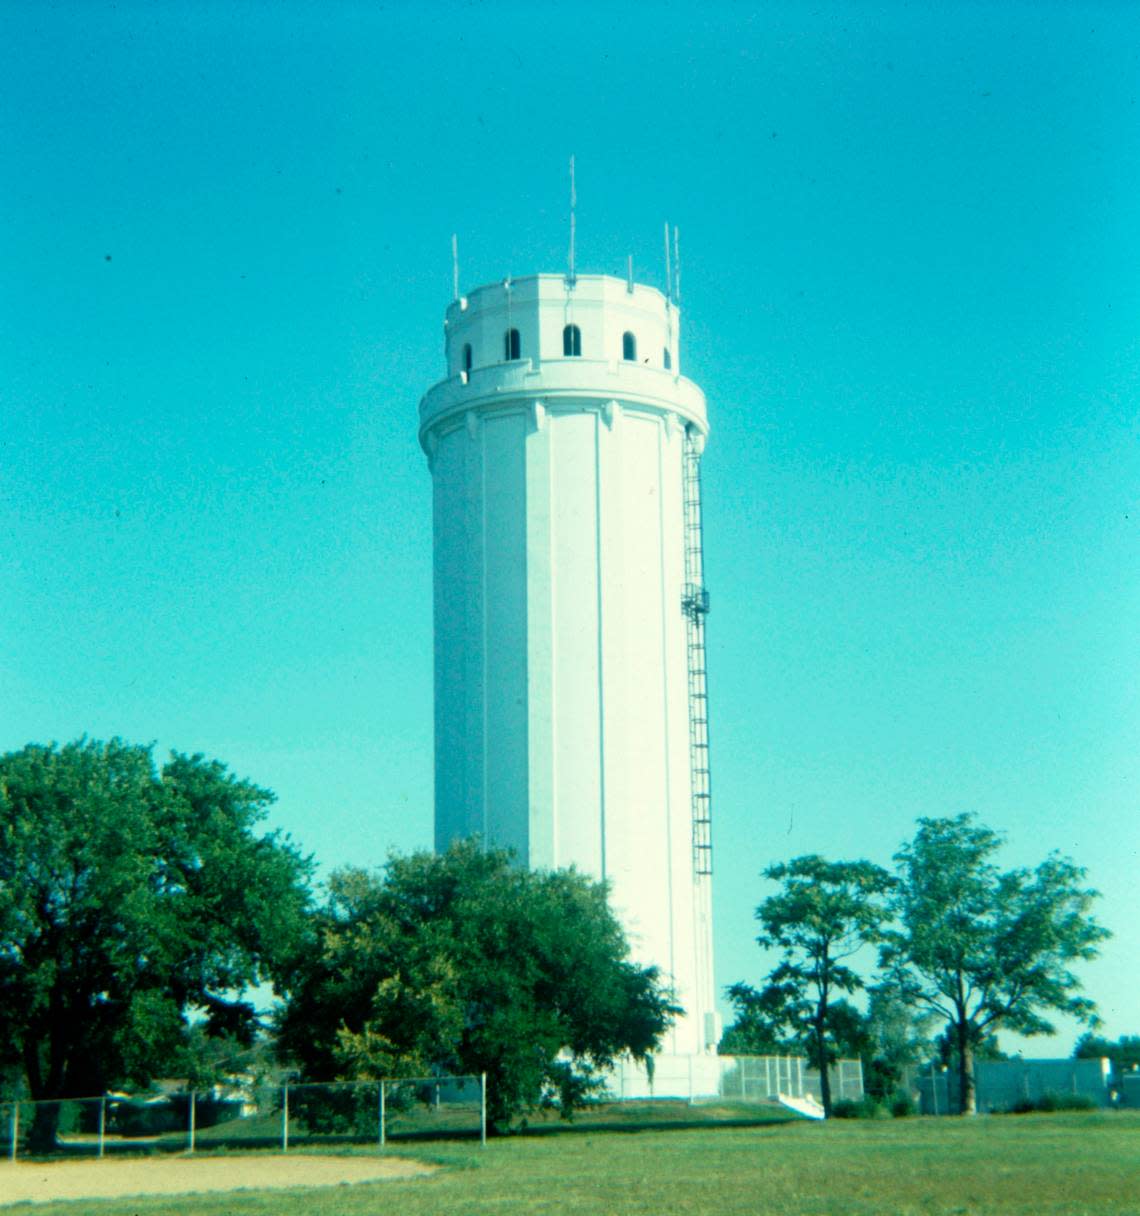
[1074,1033,1140,1077]
[882,813,1109,1115]
[0,739,313,1144]
[276,841,675,1129]
[721,985,872,1058]
[857,985,938,1102]
[719,981,800,1057]
[733,855,894,1116]
[722,977,938,1107]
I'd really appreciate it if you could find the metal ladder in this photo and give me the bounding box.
[681,429,713,876]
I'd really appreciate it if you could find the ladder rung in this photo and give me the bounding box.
[684,432,712,879]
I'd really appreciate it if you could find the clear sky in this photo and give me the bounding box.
[3,0,1137,1055]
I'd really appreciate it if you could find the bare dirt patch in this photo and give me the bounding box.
[0,1153,433,1205]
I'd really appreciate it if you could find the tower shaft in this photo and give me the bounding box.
[421,273,716,1058]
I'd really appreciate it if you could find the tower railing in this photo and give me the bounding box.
[681,429,712,877]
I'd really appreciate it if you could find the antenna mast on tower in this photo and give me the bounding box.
[674,226,682,307]
[663,221,672,305]
[567,155,577,286]
[451,234,460,301]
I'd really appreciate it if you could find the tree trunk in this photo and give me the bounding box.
[956,1024,976,1116]
[814,1015,832,1118]
[28,1101,61,1154]
[23,1039,64,1152]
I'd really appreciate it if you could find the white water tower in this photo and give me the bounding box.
[420,269,717,1065]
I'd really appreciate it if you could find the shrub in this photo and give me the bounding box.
[831,1097,889,1119]
[1008,1091,1097,1114]
[890,1092,917,1118]
[1036,1091,1097,1112]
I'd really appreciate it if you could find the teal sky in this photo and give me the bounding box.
[3,1,1137,1054]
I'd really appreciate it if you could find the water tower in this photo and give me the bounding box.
[420,267,717,1066]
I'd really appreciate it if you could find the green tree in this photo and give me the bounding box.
[860,985,937,1103]
[276,841,675,1129]
[1074,1033,1140,1082]
[882,814,1109,1115]
[719,981,798,1056]
[0,739,312,1148]
[724,977,936,1108]
[736,855,893,1116]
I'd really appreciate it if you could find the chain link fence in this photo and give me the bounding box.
[718,1055,864,1104]
[804,1058,865,1105]
[1,1076,486,1160]
[600,1053,864,1105]
[902,1057,1116,1115]
[719,1055,805,1101]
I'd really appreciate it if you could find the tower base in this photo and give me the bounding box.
[605,1053,728,1102]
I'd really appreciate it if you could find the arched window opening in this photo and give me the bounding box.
[663,347,672,370]
[504,328,521,361]
[563,324,582,357]
[463,343,473,373]
[622,331,637,361]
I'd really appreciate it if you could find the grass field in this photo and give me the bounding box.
[7,1109,1139,1215]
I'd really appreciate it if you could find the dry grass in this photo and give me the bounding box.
[0,1154,429,1206]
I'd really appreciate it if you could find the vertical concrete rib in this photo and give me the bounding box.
[479,413,489,845]
[594,410,607,879]
[548,422,559,867]
[656,417,677,996]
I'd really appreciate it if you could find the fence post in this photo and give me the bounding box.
[98,1096,106,1159]
[282,1084,289,1153]
[8,1102,17,1163]
[480,1073,487,1148]
[378,1081,386,1150]
[188,1091,196,1154]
